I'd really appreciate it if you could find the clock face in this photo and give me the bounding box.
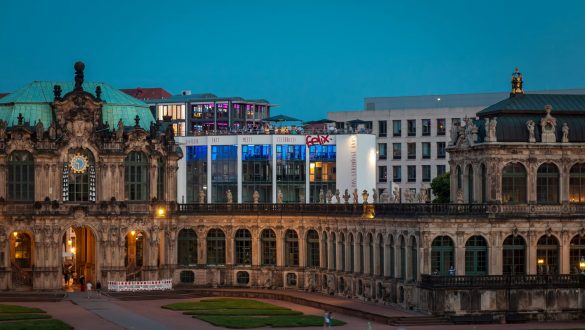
[70,154,89,173]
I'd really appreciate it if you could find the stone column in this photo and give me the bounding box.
[527,232,538,275]
[298,229,306,268]
[225,228,234,266]
[560,231,571,274]
[490,232,503,275]
[527,159,537,203]
[373,240,381,276]
[455,231,465,276]
[560,160,570,203]
[150,162,157,201]
[276,230,284,267]
[327,234,335,270]
[252,231,260,267]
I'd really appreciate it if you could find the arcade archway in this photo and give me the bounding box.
[62,226,96,288]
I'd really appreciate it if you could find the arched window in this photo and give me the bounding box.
[285,230,299,267]
[7,152,34,201]
[125,152,149,201]
[66,151,95,202]
[467,164,474,203]
[465,236,488,275]
[234,229,252,265]
[569,235,585,274]
[502,162,527,204]
[537,235,559,275]
[410,236,417,281]
[177,229,197,266]
[260,229,276,266]
[306,230,320,268]
[569,164,585,203]
[480,164,487,203]
[330,232,336,270]
[388,235,395,277]
[358,233,364,273]
[367,233,374,275]
[13,233,31,268]
[378,234,385,276]
[537,163,559,203]
[400,236,406,279]
[503,235,525,275]
[322,232,328,270]
[349,233,355,272]
[206,229,226,265]
[157,157,165,200]
[340,233,345,271]
[431,236,454,275]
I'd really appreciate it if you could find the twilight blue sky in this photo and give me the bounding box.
[1,0,585,120]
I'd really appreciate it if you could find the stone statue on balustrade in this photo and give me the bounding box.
[342,189,350,204]
[393,187,401,203]
[372,188,378,204]
[277,189,283,204]
[298,190,305,204]
[198,189,205,204]
[335,189,341,204]
[253,190,260,204]
[352,189,359,206]
[380,189,389,203]
[319,189,325,204]
[226,189,233,204]
[362,190,369,205]
[326,189,333,204]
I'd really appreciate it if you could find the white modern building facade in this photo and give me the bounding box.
[175,133,376,204]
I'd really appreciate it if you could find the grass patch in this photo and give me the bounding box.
[163,298,287,311]
[0,314,51,321]
[182,309,302,316]
[0,319,73,330]
[194,315,345,328]
[163,298,346,328]
[0,305,45,314]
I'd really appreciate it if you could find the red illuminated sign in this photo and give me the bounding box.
[305,135,331,147]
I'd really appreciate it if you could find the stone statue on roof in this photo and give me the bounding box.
[35,120,44,141]
[449,121,460,146]
[116,119,124,141]
[342,189,350,204]
[562,123,569,143]
[485,117,497,142]
[48,121,56,140]
[526,120,536,143]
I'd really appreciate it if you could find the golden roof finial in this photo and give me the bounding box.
[510,67,524,97]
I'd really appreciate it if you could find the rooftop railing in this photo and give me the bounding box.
[185,127,372,137]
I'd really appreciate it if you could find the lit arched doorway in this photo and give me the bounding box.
[10,231,33,288]
[62,226,96,288]
[125,230,146,280]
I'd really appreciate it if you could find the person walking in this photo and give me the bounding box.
[326,311,333,329]
[96,281,102,296]
[86,282,92,299]
[323,311,329,330]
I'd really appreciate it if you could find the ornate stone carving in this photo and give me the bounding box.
[540,105,557,143]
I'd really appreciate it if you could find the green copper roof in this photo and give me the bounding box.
[478,94,585,116]
[0,81,154,129]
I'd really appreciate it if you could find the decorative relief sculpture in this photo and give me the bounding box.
[540,105,557,143]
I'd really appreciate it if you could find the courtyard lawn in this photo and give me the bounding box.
[162,298,346,328]
[0,304,72,330]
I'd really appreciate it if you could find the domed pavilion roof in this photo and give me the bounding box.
[0,80,154,130]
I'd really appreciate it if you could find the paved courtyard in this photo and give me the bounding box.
[6,290,585,330]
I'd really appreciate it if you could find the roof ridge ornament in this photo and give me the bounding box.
[510,67,524,97]
[74,61,85,92]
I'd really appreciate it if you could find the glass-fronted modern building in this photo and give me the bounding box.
[176,133,376,203]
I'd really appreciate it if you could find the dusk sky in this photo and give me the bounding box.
[1,0,585,120]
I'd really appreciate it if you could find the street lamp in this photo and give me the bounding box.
[579,256,585,275]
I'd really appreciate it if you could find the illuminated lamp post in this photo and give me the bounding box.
[537,258,545,275]
[579,256,585,275]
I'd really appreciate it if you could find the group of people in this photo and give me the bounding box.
[63,270,102,298]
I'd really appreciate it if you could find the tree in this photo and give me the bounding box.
[431,172,450,203]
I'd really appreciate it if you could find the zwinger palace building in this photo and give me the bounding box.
[1,64,585,321]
